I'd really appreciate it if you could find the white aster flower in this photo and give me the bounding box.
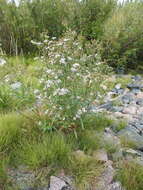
[11,82,21,90]
[53,88,70,96]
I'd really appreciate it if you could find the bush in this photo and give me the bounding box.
[67,0,116,39]
[0,0,66,54]
[102,1,143,71]
[30,31,112,134]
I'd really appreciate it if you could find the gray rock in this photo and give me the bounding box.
[118,127,143,149]
[123,148,143,157]
[112,149,123,161]
[127,83,143,90]
[122,106,137,115]
[110,106,123,112]
[49,176,70,190]
[121,94,135,104]
[131,75,142,81]
[93,149,108,163]
[107,182,125,190]
[98,102,113,111]
[95,165,115,190]
[136,99,143,106]
[115,84,122,90]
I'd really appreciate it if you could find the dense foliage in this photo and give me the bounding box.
[0,0,143,70]
[102,1,143,71]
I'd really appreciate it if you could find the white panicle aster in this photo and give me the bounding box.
[53,88,70,96]
[11,82,21,90]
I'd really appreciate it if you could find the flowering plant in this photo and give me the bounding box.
[31,31,112,134]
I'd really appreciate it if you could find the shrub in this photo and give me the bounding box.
[67,0,116,39]
[30,31,112,134]
[102,1,143,71]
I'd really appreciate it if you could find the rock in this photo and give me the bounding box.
[136,92,143,99]
[8,166,35,189]
[95,165,115,190]
[115,84,121,90]
[123,148,143,157]
[107,182,125,190]
[131,75,142,81]
[114,112,133,121]
[98,102,113,111]
[103,132,121,150]
[121,93,135,104]
[137,107,143,114]
[110,106,123,112]
[49,176,69,190]
[131,88,141,95]
[112,149,123,161]
[127,83,143,90]
[136,99,143,106]
[118,127,143,149]
[93,149,108,163]
[122,106,137,115]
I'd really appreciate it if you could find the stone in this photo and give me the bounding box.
[127,83,143,90]
[136,92,143,99]
[49,176,69,190]
[136,99,143,106]
[110,106,123,112]
[115,84,121,90]
[98,102,113,111]
[112,149,123,161]
[137,107,143,114]
[94,165,115,190]
[93,149,108,163]
[121,93,135,104]
[114,112,133,121]
[132,75,142,81]
[123,148,143,157]
[118,127,143,149]
[122,106,137,115]
[103,132,121,149]
[107,182,125,190]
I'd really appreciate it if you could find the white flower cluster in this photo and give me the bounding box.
[74,107,87,120]
[53,88,70,96]
[71,63,80,72]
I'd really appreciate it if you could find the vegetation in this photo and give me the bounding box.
[102,1,143,71]
[0,0,143,189]
[116,161,143,190]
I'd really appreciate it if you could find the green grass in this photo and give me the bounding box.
[69,154,103,189]
[116,161,143,190]
[0,113,25,154]
[0,85,14,112]
[20,133,72,169]
[79,113,114,131]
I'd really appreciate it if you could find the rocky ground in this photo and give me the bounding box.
[7,75,143,190]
